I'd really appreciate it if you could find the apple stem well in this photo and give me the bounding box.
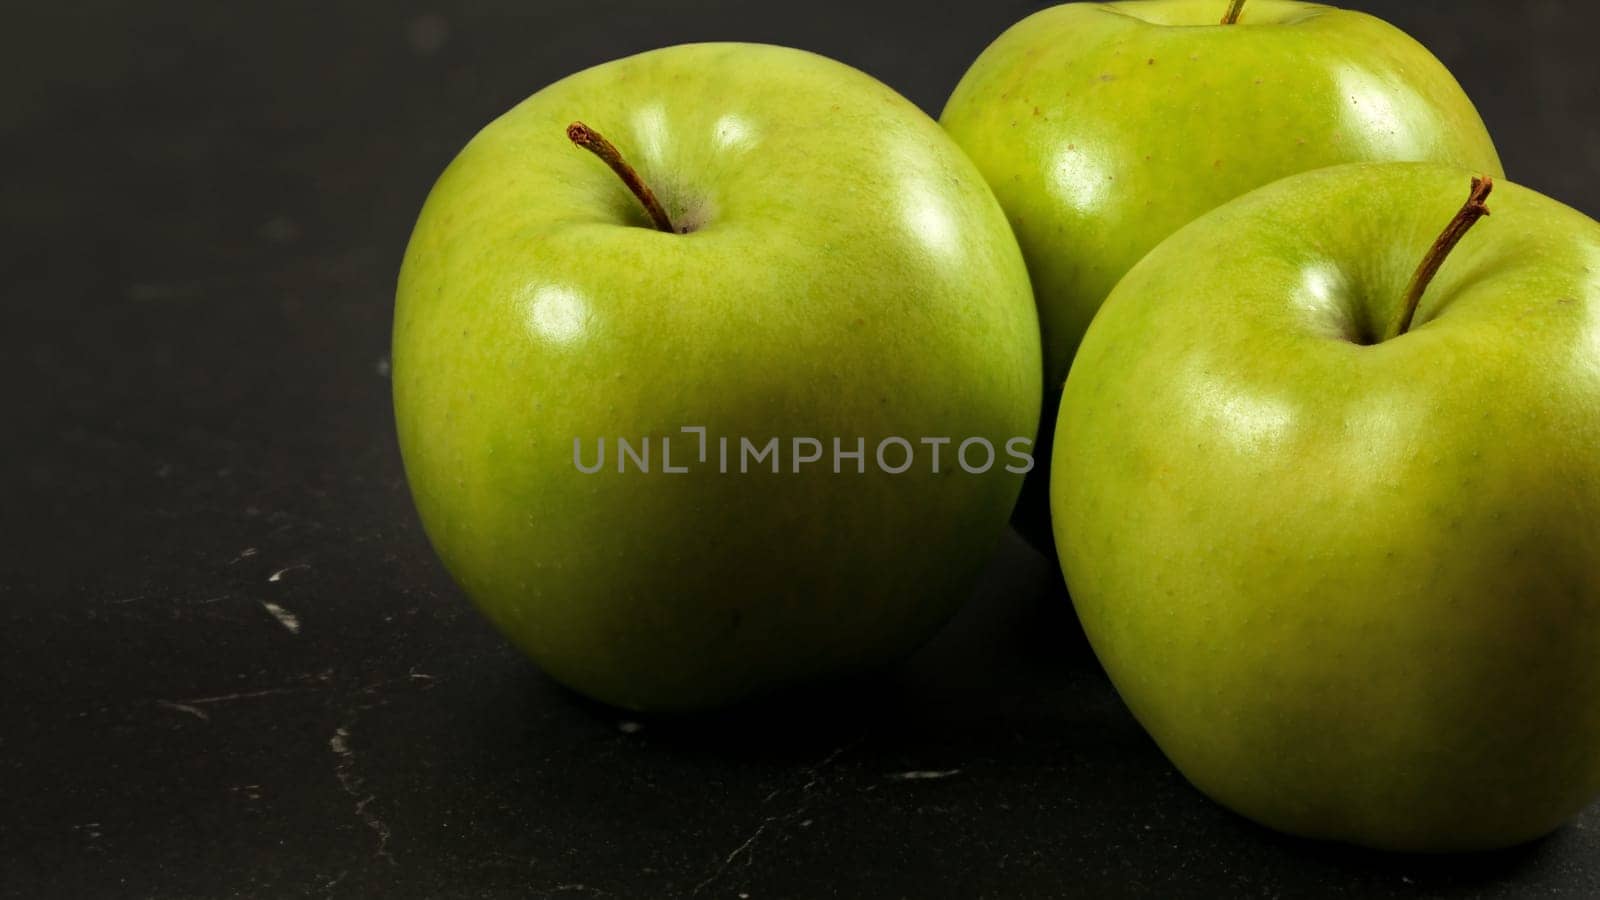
[1221,0,1246,25]
[1389,175,1494,339]
[566,121,678,234]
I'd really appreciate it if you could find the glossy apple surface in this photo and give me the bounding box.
[1054,162,1600,850]
[942,0,1503,547]
[393,44,1041,712]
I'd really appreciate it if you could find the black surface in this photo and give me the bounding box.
[5,1,1600,897]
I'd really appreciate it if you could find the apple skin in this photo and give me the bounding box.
[1053,161,1600,851]
[941,0,1504,549]
[393,44,1041,712]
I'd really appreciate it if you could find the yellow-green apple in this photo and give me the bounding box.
[941,0,1503,548]
[393,44,1041,712]
[1053,161,1600,850]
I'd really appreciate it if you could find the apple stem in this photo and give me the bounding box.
[1389,175,1494,339]
[566,121,677,234]
[1221,0,1246,24]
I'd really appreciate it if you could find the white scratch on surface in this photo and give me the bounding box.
[183,686,308,705]
[260,600,301,634]
[174,671,333,707]
[889,769,962,782]
[156,700,210,721]
[722,825,767,866]
[692,742,856,895]
[329,726,396,866]
[692,819,772,894]
[321,870,349,895]
[267,563,309,582]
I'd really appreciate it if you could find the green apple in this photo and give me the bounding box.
[393,43,1041,712]
[941,0,1503,547]
[1053,161,1600,850]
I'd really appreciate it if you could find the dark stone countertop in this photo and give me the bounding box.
[5,1,1599,896]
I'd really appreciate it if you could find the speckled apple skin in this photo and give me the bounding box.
[394,44,1042,712]
[1055,162,1600,851]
